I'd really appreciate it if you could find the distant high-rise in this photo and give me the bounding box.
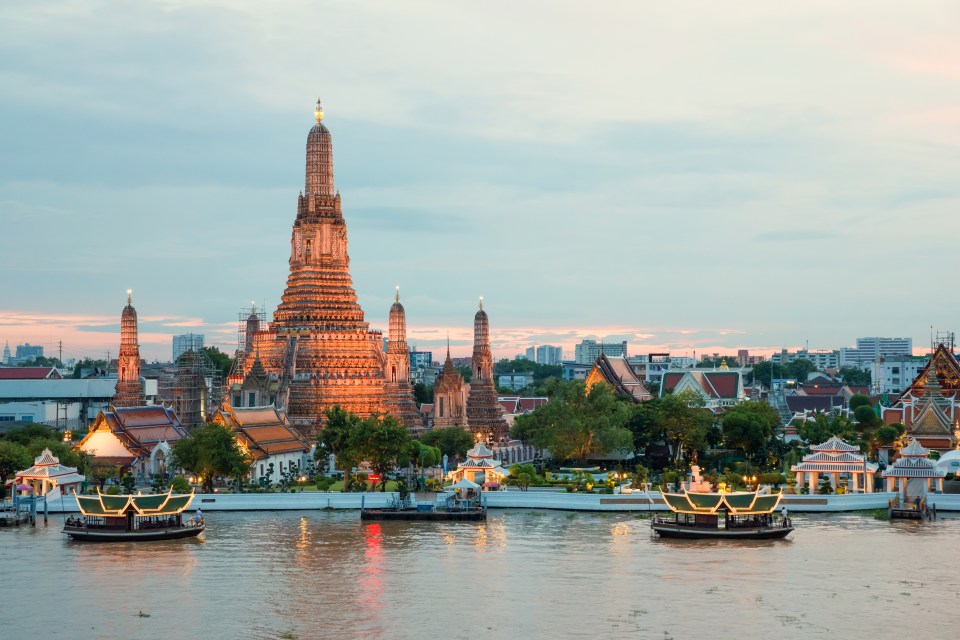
[840,337,913,369]
[574,339,627,364]
[536,345,562,366]
[524,346,535,361]
[2,341,10,365]
[14,343,43,363]
[172,334,204,362]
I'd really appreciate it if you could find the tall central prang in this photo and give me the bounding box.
[247,100,385,433]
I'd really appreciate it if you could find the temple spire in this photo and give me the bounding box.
[127,289,132,306]
[314,98,324,123]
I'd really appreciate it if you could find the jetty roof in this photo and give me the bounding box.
[663,491,782,515]
[75,489,195,517]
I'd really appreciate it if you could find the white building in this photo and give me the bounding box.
[869,355,927,394]
[0,378,122,430]
[561,361,591,381]
[574,339,627,364]
[535,345,562,365]
[770,349,839,371]
[626,354,696,387]
[840,337,913,369]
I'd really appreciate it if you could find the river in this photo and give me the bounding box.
[2,510,957,639]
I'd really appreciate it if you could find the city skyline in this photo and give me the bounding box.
[3,1,958,363]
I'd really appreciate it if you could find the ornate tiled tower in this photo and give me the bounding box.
[383,288,422,432]
[113,290,145,407]
[433,339,467,429]
[465,299,509,442]
[247,100,385,434]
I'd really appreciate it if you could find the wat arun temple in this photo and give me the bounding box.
[233,101,508,441]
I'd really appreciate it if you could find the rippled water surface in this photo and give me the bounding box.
[2,510,958,639]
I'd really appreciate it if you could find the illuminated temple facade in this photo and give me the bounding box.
[243,101,385,434]
[112,291,145,407]
[465,300,509,442]
[383,289,421,432]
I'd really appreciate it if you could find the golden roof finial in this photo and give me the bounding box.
[127,289,132,305]
[251,300,256,314]
[395,285,400,302]
[314,98,324,123]
[479,296,484,311]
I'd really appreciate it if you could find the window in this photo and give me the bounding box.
[439,397,445,417]
[19,415,34,423]
[0,416,14,422]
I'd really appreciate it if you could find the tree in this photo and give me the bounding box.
[853,404,879,430]
[316,406,363,491]
[796,413,856,445]
[511,381,632,464]
[18,355,63,368]
[849,394,872,411]
[657,390,715,466]
[456,366,473,383]
[201,346,234,380]
[89,461,120,490]
[355,414,412,491]
[839,367,871,387]
[170,423,251,493]
[874,423,905,448]
[72,357,108,378]
[509,463,542,491]
[413,382,434,404]
[721,402,781,458]
[170,475,191,493]
[0,441,32,497]
[421,426,475,460]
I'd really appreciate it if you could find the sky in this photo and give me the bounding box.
[2,1,959,363]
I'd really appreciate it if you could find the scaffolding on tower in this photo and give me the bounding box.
[157,347,225,429]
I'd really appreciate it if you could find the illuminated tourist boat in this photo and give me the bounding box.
[651,490,793,540]
[63,489,204,542]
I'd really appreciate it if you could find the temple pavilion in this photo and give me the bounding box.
[13,448,84,500]
[791,436,878,493]
[881,439,946,499]
[448,442,509,486]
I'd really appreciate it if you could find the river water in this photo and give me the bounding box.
[2,510,956,639]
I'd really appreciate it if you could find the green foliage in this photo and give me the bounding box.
[120,472,136,494]
[413,382,434,405]
[657,391,716,466]
[493,358,563,392]
[853,404,879,430]
[106,485,120,495]
[72,357,108,378]
[797,413,856,445]
[170,476,192,493]
[421,426,474,460]
[317,407,412,491]
[760,472,786,487]
[170,422,251,493]
[750,359,819,387]
[721,402,781,457]
[151,474,168,493]
[315,477,335,491]
[631,464,650,488]
[89,462,121,490]
[508,463,543,491]
[456,365,473,383]
[839,367,871,387]
[849,394,873,411]
[17,355,63,368]
[409,441,441,468]
[874,423,905,447]
[510,381,632,464]
[202,346,233,379]
[0,440,32,485]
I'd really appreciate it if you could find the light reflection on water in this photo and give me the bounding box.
[3,511,959,639]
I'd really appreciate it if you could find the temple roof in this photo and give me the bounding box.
[809,436,860,453]
[215,403,309,460]
[15,448,84,484]
[903,344,960,398]
[79,405,186,462]
[0,367,62,380]
[662,370,741,400]
[466,442,495,459]
[586,354,652,402]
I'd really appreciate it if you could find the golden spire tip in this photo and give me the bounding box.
[126,289,132,305]
[395,285,400,302]
[314,98,324,123]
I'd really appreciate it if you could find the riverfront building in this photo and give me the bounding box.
[213,404,311,485]
[881,439,945,499]
[77,405,187,478]
[13,448,84,500]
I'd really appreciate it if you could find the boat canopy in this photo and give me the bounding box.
[74,489,195,517]
[663,491,782,515]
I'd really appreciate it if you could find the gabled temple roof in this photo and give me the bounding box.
[0,367,63,380]
[662,370,742,400]
[903,344,960,398]
[78,405,186,463]
[810,436,860,453]
[214,403,309,460]
[586,354,652,402]
[882,441,944,478]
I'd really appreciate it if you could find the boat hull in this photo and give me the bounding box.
[63,524,205,542]
[652,523,793,540]
[361,509,486,522]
